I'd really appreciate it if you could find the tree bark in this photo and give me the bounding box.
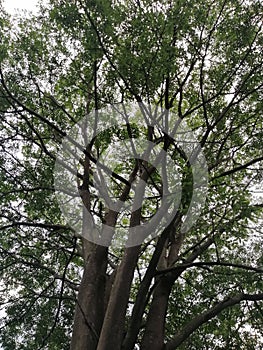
[122,214,182,350]
[97,245,141,350]
[141,276,173,350]
[141,229,184,349]
[70,242,108,350]
[141,232,217,349]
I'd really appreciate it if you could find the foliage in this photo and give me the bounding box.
[0,0,262,349]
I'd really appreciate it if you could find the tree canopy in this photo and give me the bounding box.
[0,0,262,349]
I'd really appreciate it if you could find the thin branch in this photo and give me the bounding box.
[0,221,73,232]
[211,155,263,180]
[38,238,77,349]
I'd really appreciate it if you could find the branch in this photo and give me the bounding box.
[122,213,183,350]
[0,221,73,232]
[80,1,142,102]
[0,67,66,137]
[38,238,77,349]
[0,245,79,291]
[156,261,263,275]
[211,155,263,180]
[165,293,263,349]
[1,66,132,188]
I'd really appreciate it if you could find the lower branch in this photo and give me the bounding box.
[165,293,263,349]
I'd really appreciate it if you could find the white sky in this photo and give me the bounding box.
[3,0,39,13]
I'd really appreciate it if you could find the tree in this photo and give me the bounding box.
[0,0,263,349]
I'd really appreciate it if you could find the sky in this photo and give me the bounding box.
[3,0,39,14]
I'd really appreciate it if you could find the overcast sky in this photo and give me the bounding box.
[3,0,39,13]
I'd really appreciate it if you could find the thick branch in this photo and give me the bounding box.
[156,261,263,275]
[165,293,263,349]
[122,214,182,350]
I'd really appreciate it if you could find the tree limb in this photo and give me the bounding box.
[165,293,263,349]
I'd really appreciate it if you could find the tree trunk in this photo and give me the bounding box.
[70,242,108,350]
[141,230,184,349]
[97,245,141,350]
[141,276,173,350]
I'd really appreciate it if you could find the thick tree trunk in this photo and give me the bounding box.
[141,230,184,349]
[122,214,182,350]
[141,234,218,349]
[141,277,173,350]
[97,245,141,350]
[70,242,108,350]
[70,204,121,349]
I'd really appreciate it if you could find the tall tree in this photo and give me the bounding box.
[0,0,262,349]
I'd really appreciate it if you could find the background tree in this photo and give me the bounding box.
[0,0,262,349]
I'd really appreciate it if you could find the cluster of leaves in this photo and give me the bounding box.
[0,0,262,348]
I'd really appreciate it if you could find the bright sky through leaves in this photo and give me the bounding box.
[3,0,39,13]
